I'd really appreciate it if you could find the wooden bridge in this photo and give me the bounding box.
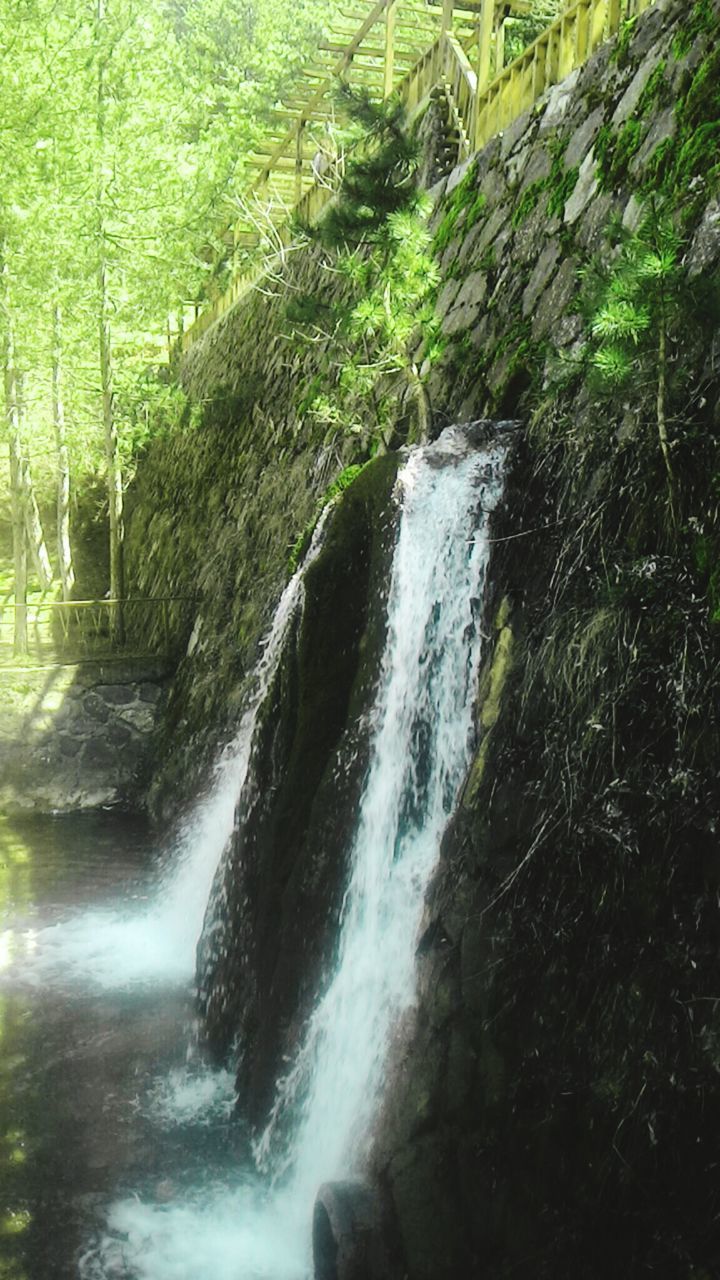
[173,0,656,354]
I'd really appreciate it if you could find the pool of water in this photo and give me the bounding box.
[0,812,239,1280]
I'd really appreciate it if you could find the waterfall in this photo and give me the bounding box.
[257,425,508,1199]
[82,424,509,1280]
[12,512,331,994]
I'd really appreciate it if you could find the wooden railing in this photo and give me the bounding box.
[0,597,196,664]
[174,0,657,356]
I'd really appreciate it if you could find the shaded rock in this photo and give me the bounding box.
[564,106,606,170]
[611,50,664,125]
[564,148,598,223]
[522,240,562,317]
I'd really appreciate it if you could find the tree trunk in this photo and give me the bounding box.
[52,301,75,601]
[21,455,54,591]
[96,0,125,644]
[14,369,53,589]
[3,317,28,656]
[657,304,677,529]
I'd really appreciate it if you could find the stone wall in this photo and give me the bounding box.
[0,659,167,813]
[124,243,361,815]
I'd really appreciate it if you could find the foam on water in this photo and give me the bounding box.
[80,426,509,1280]
[146,1064,237,1128]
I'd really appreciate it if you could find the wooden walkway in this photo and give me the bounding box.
[173,0,656,355]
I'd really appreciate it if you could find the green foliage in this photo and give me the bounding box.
[0,0,348,570]
[579,202,720,526]
[502,0,564,66]
[310,86,422,249]
[115,375,198,476]
[288,463,367,573]
[290,91,441,450]
[582,207,683,391]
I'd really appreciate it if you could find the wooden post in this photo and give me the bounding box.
[383,0,397,97]
[442,0,453,34]
[477,0,494,89]
[575,0,590,62]
[495,11,506,77]
[473,0,494,149]
[606,0,622,35]
[295,121,305,204]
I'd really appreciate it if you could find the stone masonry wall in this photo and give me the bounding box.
[0,659,167,813]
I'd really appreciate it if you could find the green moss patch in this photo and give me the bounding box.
[434,162,487,254]
[512,140,580,228]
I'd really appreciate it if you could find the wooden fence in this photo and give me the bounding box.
[0,597,196,665]
[172,0,657,355]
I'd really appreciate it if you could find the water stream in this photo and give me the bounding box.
[0,426,507,1279]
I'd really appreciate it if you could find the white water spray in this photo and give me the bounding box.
[6,514,331,993]
[83,426,508,1280]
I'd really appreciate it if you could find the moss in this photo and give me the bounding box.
[434,162,486,254]
[596,118,645,192]
[637,59,669,116]
[610,14,638,68]
[511,179,544,229]
[463,598,514,807]
[679,44,720,132]
[669,0,715,59]
[547,162,580,221]
[288,462,368,574]
[512,140,579,228]
[637,44,720,210]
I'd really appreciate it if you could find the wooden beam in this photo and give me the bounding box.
[384,0,397,95]
[315,43,412,60]
[295,120,305,203]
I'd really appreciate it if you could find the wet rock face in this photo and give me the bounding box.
[368,2,720,1275]
[0,660,167,813]
[197,455,401,1125]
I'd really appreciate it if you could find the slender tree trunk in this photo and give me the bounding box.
[656,299,677,529]
[3,315,28,656]
[52,302,75,600]
[96,0,125,644]
[14,369,53,589]
[21,455,54,590]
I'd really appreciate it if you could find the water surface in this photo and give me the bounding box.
[0,812,237,1280]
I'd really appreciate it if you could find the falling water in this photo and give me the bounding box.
[258,425,508,1200]
[7,511,331,995]
[80,424,509,1280]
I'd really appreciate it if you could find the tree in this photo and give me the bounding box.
[581,204,711,528]
[290,90,442,451]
